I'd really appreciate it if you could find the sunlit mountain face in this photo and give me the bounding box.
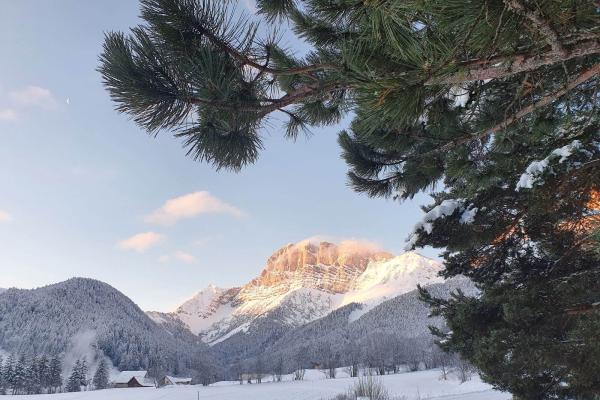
[149,240,444,345]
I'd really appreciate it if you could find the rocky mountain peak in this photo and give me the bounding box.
[151,239,446,342]
[247,240,394,294]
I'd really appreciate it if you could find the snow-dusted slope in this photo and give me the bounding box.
[172,285,240,334]
[0,278,216,372]
[151,241,444,346]
[339,252,444,319]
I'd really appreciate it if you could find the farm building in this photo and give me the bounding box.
[160,376,192,386]
[113,371,155,388]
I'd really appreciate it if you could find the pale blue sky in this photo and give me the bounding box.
[0,0,437,311]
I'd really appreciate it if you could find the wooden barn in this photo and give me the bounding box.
[113,371,155,388]
[160,375,193,386]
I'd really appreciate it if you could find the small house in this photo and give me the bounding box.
[160,375,193,386]
[113,371,155,388]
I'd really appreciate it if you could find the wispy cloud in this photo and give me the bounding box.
[0,85,60,123]
[0,211,12,222]
[159,251,197,264]
[118,232,165,252]
[0,109,17,122]
[145,191,245,226]
[9,86,58,110]
[295,236,387,254]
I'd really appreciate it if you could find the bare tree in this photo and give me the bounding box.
[319,343,339,379]
[272,356,284,382]
[230,362,243,385]
[255,355,264,384]
[343,339,360,378]
[431,347,453,381]
[293,346,308,381]
[454,357,476,383]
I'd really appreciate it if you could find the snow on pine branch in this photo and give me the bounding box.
[405,199,478,250]
[447,86,470,108]
[516,140,582,191]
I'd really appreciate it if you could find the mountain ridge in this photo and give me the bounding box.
[0,245,471,378]
[148,241,445,347]
[0,277,217,374]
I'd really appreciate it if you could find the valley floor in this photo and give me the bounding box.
[17,369,509,400]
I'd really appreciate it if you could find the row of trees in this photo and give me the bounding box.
[0,354,110,395]
[0,354,62,395]
[147,351,218,387]
[229,334,475,384]
[65,358,109,392]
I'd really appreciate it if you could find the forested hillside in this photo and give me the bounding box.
[0,278,217,377]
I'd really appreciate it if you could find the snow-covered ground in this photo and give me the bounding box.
[18,369,509,400]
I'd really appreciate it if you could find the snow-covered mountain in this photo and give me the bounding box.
[243,276,476,372]
[0,242,469,377]
[0,278,217,373]
[149,241,445,346]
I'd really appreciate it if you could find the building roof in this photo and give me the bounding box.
[113,371,148,384]
[164,375,192,384]
[130,376,155,387]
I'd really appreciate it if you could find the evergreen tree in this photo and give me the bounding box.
[3,355,14,395]
[99,1,600,398]
[37,355,50,394]
[48,356,62,394]
[24,355,41,394]
[92,359,109,390]
[66,360,81,393]
[79,358,88,390]
[12,356,26,395]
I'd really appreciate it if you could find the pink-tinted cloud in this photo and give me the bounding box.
[9,85,58,110]
[118,232,165,252]
[145,191,245,225]
[0,109,17,122]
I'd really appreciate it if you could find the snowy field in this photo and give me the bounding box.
[17,369,509,400]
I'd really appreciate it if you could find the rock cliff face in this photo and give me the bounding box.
[250,241,393,294]
[148,240,442,346]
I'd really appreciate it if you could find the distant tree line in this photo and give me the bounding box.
[147,350,218,387]
[0,354,111,395]
[229,333,475,384]
[0,354,62,395]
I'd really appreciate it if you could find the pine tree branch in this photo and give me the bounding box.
[436,62,600,153]
[185,81,347,114]
[426,38,600,85]
[186,16,339,77]
[503,0,567,56]
[565,302,600,315]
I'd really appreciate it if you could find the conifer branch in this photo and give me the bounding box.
[436,62,600,153]
[426,38,600,85]
[503,0,568,56]
[184,81,347,114]
[186,15,338,77]
[565,302,600,315]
